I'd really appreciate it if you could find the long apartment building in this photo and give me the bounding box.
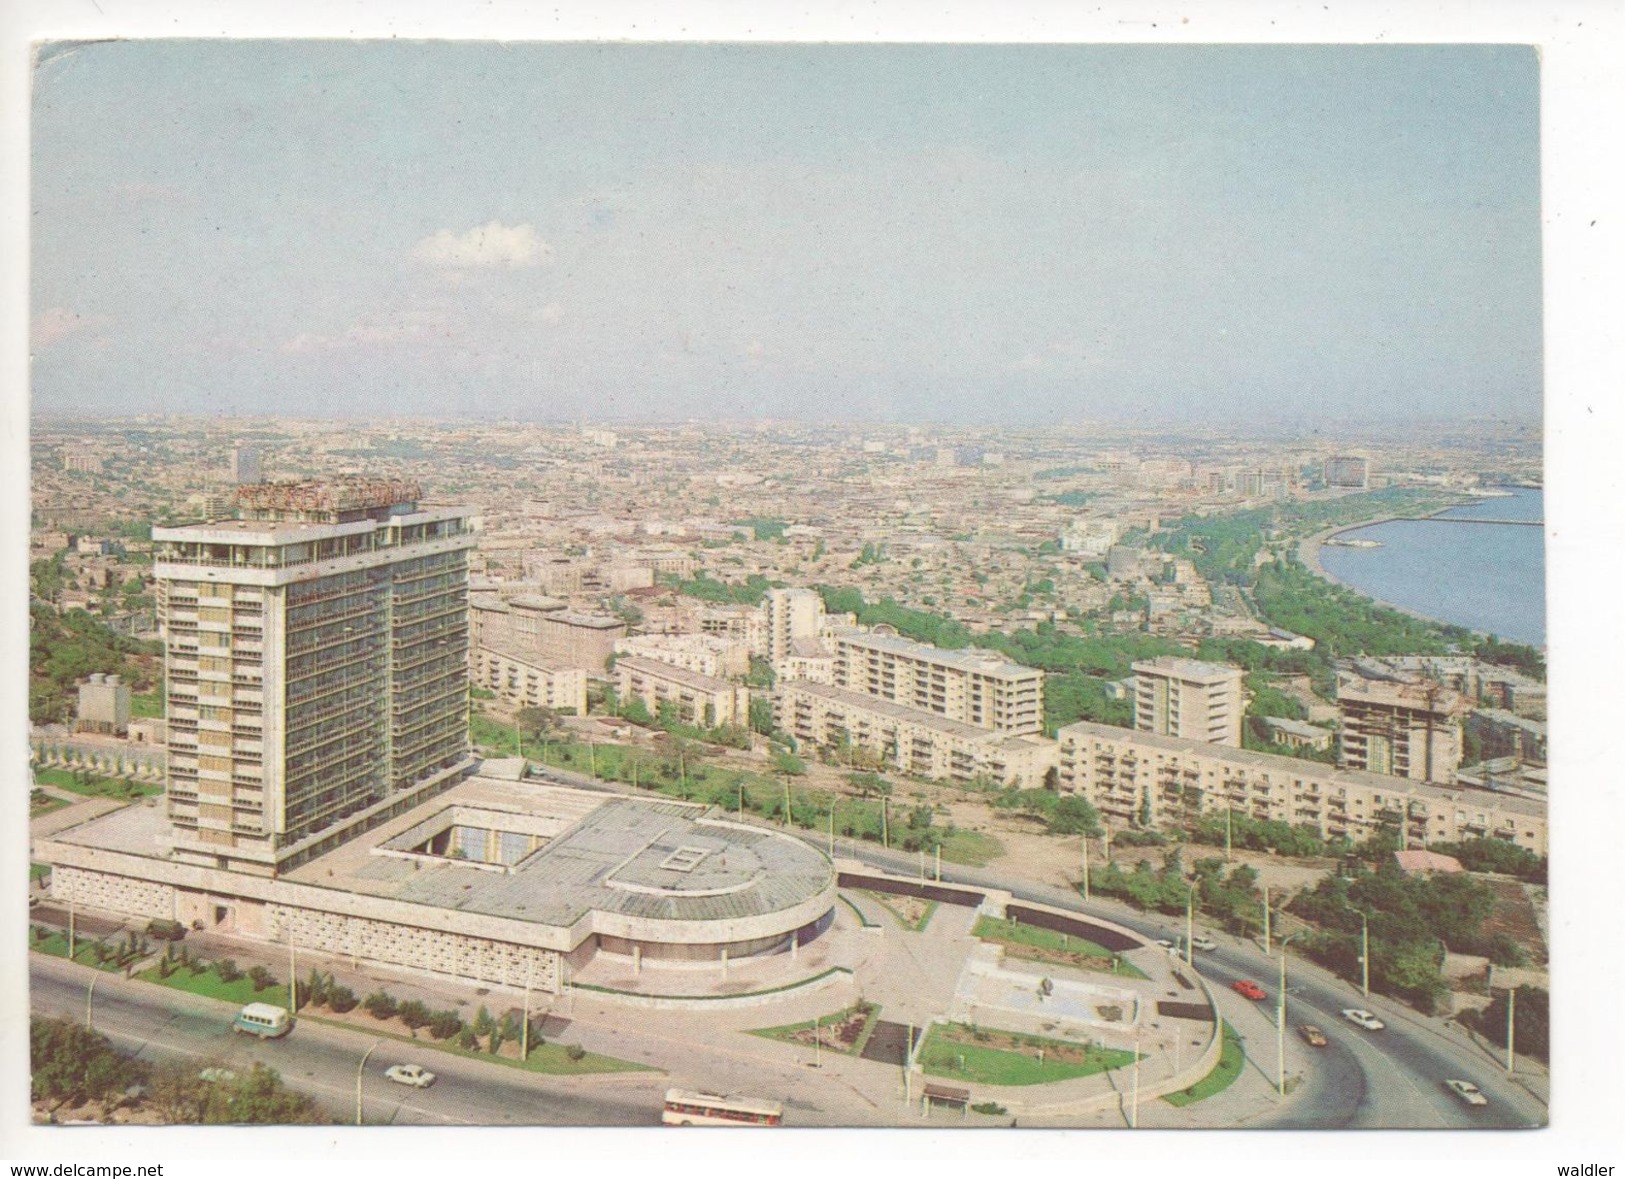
[1132,656,1245,747]
[1337,674,1464,783]
[470,593,626,670]
[616,656,748,728]
[827,626,1045,736]
[1056,720,1544,855]
[153,479,477,875]
[777,681,1057,788]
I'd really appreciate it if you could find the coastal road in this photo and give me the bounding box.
[30,955,664,1127]
[841,841,1546,1131]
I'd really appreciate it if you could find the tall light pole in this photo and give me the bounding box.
[86,972,98,1030]
[288,933,298,1013]
[1130,1033,1141,1128]
[1225,807,1233,862]
[1081,835,1091,901]
[1276,933,1300,1096]
[1262,885,1271,955]
[1185,883,1196,967]
[1354,909,1370,999]
[521,958,535,1060]
[356,1040,381,1126]
[1506,986,1516,1076]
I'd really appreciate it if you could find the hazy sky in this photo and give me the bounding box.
[30,41,1542,425]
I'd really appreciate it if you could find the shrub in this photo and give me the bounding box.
[456,1028,479,1051]
[215,958,242,984]
[247,965,274,993]
[363,991,398,1021]
[428,1010,463,1041]
[327,985,359,1014]
[398,999,432,1032]
[564,1044,586,1062]
[472,1006,494,1036]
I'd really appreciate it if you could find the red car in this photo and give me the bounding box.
[1231,979,1267,1001]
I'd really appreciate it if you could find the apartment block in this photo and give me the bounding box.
[1338,674,1464,783]
[471,646,587,715]
[470,594,625,671]
[827,626,1044,736]
[616,656,749,728]
[153,479,477,874]
[1055,720,1545,855]
[1132,657,1245,747]
[777,681,1057,789]
[76,673,131,736]
[765,587,826,665]
[614,633,751,679]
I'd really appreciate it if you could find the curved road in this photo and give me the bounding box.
[841,839,1546,1130]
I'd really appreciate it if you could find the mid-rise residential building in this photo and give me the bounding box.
[471,646,587,715]
[616,656,748,728]
[614,633,750,680]
[1132,657,1245,747]
[1055,720,1544,855]
[827,626,1044,736]
[697,604,768,657]
[470,594,625,670]
[765,587,825,665]
[777,681,1056,788]
[1338,674,1464,783]
[152,479,476,874]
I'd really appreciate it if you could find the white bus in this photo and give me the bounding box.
[662,1089,784,1126]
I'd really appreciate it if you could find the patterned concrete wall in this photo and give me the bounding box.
[265,902,560,991]
[52,864,174,919]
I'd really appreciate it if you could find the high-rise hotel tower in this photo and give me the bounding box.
[153,479,476,875]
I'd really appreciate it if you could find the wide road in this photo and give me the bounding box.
[30,955,664,1127]
[840,840,1547,1131]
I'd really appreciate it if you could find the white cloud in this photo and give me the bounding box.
[32,306,102,349]
[410,221,550,269]
[280,310,449,354]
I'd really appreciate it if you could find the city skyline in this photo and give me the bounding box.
[31,42,1542,426]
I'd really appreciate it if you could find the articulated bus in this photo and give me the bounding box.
[662,1089,784,1126]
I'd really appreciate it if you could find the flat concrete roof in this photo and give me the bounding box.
[48,772,835,933]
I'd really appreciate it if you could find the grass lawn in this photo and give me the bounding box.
[129,690,164,719]
[1162,1022,1244,1107]
[919,1023,1139,1086]
[972,916,1149,980]
[938,829,1003,867]
[30,793,71,819]
[29,929,138,972]
[140,957,649,1075]
[33,767,163,800]
[140,960,292,1007]
[748,1001,880,1057]
[304,1010,651,1076]
[863,891,938,932]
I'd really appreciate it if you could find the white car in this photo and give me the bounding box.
[384,1064,437,1088]
[1444,1079,1489,1107]
[1341,1008,1386,1031]
[1189,934,1218,952]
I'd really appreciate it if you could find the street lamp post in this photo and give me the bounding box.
[1185,884,1195,968]
[1131,1033,1141,1128]
[521,959,535,1060]
[356,1040,381,1126]
[1081,835,1090,901]
[1276,933,1300,1097]
[1262,885,1271,955]
[86,972,98,1030]
[1354,910,1371,1000]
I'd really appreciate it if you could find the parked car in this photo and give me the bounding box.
[1154,938,1178,954]
[1444,1079,1489,1107]
[384,1064,436,1089]
[1297,1024,1329,1048]
[1231,979,1267,1001]
[1341,1008,1385,1031]
[1188,934,1218,952]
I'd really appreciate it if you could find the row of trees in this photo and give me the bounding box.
[1289,864,1524,1013]
[31,1017,324,1124]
